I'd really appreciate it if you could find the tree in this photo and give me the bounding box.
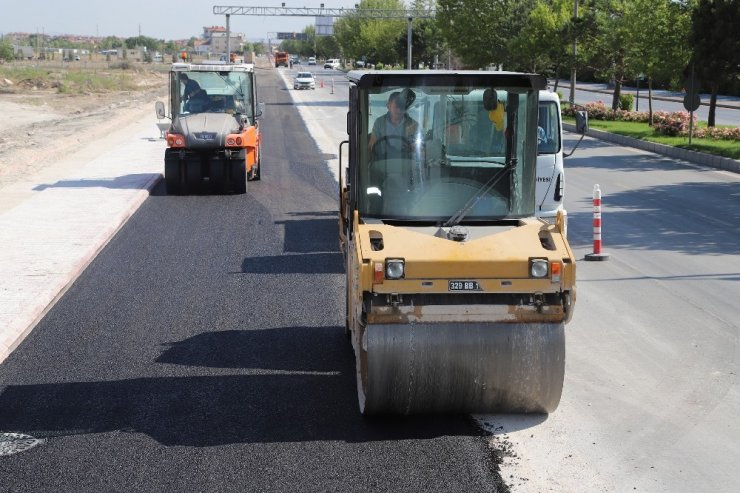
[251,42,265,56]
[436,0,536,69]
[691,0,740,126]
[334,0,407,66]
[398,0,446,68]
[125,36,161,52]
[628,0,693,124]
[395,0,447,69]
[316,34,341,59]
[580,0,636,110]
[163,40,180,55]
[99,36,124,50]
[509,0,572,74]
[0,40,14,62]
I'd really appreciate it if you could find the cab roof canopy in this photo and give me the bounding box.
[347,70,547,91]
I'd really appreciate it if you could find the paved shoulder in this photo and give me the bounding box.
[0,123,163,363]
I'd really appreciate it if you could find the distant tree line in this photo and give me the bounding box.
[4,0,736,125]
[279,0,738,127]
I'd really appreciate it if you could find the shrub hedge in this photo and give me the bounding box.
[563,100,740,141]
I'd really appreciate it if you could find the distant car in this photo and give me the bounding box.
[324,58,341,70]
[74,55,81,61]
[293,71,316,90]
[308,57,316,65]
[292,57,301,65]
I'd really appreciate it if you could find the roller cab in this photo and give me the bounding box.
[155,62,263,194]
[339,71,576,415]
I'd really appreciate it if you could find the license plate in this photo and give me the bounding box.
[448,280,480,291]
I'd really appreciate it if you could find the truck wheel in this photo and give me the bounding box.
[186,163,202,194]
[164,160,182,195]
[210,159,227,194]
[230,159,247,194]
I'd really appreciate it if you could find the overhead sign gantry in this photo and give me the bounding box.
[213,4,436,69]
[213,5,434,18]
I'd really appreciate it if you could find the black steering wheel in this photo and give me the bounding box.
[372,134,416,160]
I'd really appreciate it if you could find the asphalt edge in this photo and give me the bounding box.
[0,173,163,364]
[563,122,740,174]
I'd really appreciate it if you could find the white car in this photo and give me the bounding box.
[308,57,316,65]
[293,72,316,90]
[324,58,341,70]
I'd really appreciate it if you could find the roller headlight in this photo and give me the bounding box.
[530,259,549,278]
[167,134,185,147]
[385,259,405,280]
[226,135,243,147]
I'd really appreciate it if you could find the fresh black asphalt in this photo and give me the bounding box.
[0,66,506,492]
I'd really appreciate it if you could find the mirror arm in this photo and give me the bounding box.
[564,133,585,158]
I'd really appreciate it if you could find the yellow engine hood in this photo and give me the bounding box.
[355,218,575,294]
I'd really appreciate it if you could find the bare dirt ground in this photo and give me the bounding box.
[0,69,168,189]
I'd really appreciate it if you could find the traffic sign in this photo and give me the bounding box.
[683,93,701,112]
[276,32,308,40]
[682,73,700,112]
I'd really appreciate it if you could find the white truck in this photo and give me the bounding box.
[535,90,588,235]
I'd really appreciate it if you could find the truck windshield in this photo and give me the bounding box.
[358,84,539,222]
[172,70,253,118]
[538,100,561,155]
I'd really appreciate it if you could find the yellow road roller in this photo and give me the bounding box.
[338,71,576,415]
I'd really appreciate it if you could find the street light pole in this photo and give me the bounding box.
[226,14,231,62]
[407,17,413,70]
[636,77,640,112]
[569,0,578,105]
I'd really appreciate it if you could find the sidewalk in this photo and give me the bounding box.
[556,79,740,111]
[0,117,163,363]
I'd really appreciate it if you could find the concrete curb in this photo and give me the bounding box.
[563,122,740,174]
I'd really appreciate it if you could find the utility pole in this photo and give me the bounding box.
[569,0,578,105]
[226,14,231,62]
[407,17,412,69]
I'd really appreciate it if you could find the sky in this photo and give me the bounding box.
[1,0,362,41]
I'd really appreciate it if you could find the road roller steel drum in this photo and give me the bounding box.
[338,71,576,415]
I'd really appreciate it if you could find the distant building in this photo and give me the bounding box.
[209,32,245,54]
[193,39,210,56]
[201,25,245,55]
[12,45,34,59]
[203,26,227,39]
